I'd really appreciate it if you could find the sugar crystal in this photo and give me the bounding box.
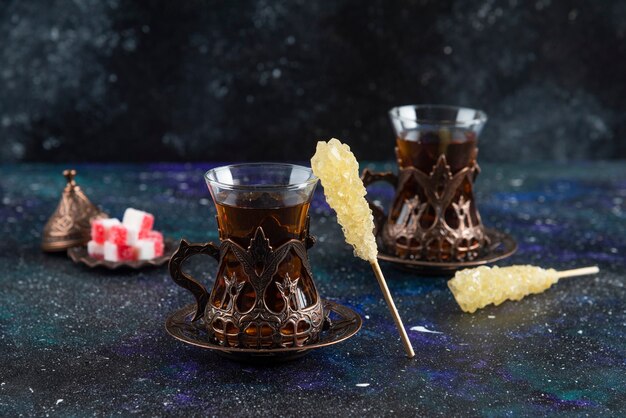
[311,138,378,261]
[447,265,559,313]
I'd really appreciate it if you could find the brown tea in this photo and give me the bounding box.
[215,195,310,247]
[396,130,477,173]
[169,163,323,351]
[211,196,318,347]
[388,130,481,259]
[372,105,489,262]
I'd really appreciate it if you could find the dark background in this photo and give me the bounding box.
[1,0,625,163]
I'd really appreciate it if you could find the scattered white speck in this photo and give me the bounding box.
[42,137,61,150]
[410,325,442,334]
[272,68,282,79]
[199,198,210,206]
[356,383,370,387]
[443,46,452,55]
[488,315,495,319]
[29,387,33,393]
[364,315,370,319]
[510,178,524,187]
[578,330,583,335]
[11,142,25,158]
[122,37,138,52]
[56,399,64,405]
[50,27,60,41]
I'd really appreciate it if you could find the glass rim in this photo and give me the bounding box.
[204,162,318,191]
[389,104,487,127]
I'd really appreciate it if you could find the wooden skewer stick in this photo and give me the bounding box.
[556,266,600,279]
[370,259,415,359]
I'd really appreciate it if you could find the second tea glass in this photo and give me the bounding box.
[363,105,489,262]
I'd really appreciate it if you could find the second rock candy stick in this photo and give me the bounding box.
[311,138,415,358]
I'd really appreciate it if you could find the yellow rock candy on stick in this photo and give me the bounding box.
[311,138,415,358]
[311,139,378,261]
[448,265,600,313]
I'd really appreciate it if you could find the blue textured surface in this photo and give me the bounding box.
[1,162,625,416]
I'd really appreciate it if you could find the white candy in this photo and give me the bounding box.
[104,242,119,262]
[124,227,140,245]
[136,239,155,260]
[99,218,121,228]
[87,240,104,258]
[122,208,153,233]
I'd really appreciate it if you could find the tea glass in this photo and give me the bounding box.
[169,163,324,349]
[362,105,488,262]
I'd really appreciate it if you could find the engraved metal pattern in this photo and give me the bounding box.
[362,154,490,263]
[207,227,324,349]
[168,225,324,350]
[42,169,107,252]
[168,240,220,321]
[165,300,362,363]
[387,155,488,261]
[376,228,517,275]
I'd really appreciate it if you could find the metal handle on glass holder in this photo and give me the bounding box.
[360,168,398,233]
[168,239,221,321]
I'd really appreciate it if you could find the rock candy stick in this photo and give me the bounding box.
[448,265,600,313]
[311,138,415,358]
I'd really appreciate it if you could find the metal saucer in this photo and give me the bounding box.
[67,238,176,270]
[377,227,517,276]
[165,300,362,363]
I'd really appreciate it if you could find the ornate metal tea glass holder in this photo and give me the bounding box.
[165,300,361,362]
[167,162,360,359]
[364,154,487,262]
[169,223,325,350]
[366,104,517,273]
[362,153,516,272]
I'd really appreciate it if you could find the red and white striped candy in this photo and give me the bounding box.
[87,240,104,260]
[104,241,137,262]
[123,208,154,238]
[91,218,121,244]
[109,224,139,246]
[136,239,164,260]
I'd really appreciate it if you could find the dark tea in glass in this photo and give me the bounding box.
[169,164,324,349]
[212,196,318,347]
[369,105,488,261]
